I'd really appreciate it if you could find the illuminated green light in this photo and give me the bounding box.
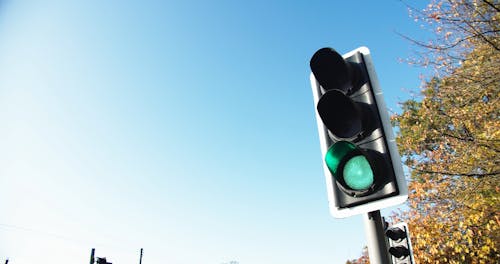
[325,141,356,175]
[325,141,375,192]
[343,155,374,190]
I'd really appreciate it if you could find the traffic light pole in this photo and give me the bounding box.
[363,210,391,264]
[90,248,95,264]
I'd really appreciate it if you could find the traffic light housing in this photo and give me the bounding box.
[96,257,112,264]
[385,222,414,263]
[309,47,407,218]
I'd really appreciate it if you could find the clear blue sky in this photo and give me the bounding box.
[0,1,428,263]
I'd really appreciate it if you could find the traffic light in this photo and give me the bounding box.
[385,222,414,263]
[96,257,112,264]
[309,47,407,218]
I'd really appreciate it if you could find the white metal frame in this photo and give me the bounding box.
[310,47,408,218]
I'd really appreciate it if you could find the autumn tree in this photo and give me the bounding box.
[346,247,370,264]
[390,0,499,263]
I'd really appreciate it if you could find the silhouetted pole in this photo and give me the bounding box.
[5,258,9,264]
[90,248,95,264]
[139,248,143,264]
[363,210,391,264]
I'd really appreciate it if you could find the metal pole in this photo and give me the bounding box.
[90,248,95,264]
[363,210,391,264]
[139,248,143,264]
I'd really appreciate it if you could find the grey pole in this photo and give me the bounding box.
[363,210,391,264]
[139,248,143,264]
[90,248,95,264]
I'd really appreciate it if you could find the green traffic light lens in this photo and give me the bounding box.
[325,141,376,194]
[325,141,356,176]
[343,155,374,190]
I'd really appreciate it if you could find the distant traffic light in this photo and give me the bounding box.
[96,257,112,264]
[385,222,414,263]
[309,47,407,218]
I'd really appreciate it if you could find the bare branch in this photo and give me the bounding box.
[412,167,500,177]
[481,0,500,12]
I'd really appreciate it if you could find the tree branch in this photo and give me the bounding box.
[412,167,500,177]
[481,0,500,12]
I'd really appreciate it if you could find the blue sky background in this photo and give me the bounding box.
[0,1,429,263]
